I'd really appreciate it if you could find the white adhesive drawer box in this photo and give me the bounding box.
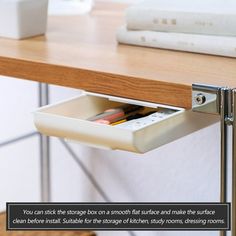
[33,92,219,153]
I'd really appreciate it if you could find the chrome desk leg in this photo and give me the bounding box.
[221,89,229,204]
[192,85,231,236]
[232,89,236,236]
[38,83,51,202]
[220,89,231,236]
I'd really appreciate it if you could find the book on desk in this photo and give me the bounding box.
[117,0,236,57]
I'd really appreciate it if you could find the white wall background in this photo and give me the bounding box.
[0,1,222,236]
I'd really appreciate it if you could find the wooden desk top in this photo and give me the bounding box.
[0,2,236,108]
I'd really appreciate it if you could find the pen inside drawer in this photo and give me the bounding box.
[86,103,179,131]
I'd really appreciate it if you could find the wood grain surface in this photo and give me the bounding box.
[0,212,95,236]
[0,1,236,108]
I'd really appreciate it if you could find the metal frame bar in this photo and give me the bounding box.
[60,139,110,202]
[38,83,51,202]
[0,132,38,148]
[220,88,231,236]
[232,89,236,236]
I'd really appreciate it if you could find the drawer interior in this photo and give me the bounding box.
[38,93,182,131]
[44,95,124,120]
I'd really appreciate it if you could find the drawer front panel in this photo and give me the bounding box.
[33,92,219,153]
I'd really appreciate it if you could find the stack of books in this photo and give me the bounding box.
[116,0,236,57]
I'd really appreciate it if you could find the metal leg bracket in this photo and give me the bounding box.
[192,84,235,236]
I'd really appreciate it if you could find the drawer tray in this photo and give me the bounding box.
[33,92,219,153]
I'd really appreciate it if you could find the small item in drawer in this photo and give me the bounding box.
[111,119,127,126]
[87,104,143,124]
[111,113,145,126]
[110,112,156,125]
[115,109,176,130]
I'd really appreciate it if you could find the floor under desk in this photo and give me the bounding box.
[0,212,96,236]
